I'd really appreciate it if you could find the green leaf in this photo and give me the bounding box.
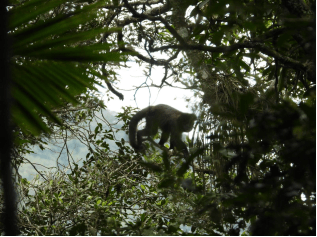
[239,60,250,72]
[9,0,66,30]
[141,213,146,222]
[239,92,255,115]
[9,0,124,135]
[212,30,224,45]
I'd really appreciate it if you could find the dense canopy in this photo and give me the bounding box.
[0,0,315,235]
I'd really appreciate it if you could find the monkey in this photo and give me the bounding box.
[129,104,197,157]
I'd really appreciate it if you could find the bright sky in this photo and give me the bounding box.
[101,61,197,114]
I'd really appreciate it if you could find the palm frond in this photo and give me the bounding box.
[9,0,123,135]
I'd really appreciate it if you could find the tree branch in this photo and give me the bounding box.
[122,0,186,45]
[149,41,309,73]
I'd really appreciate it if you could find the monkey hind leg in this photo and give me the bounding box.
[136,124,158,150]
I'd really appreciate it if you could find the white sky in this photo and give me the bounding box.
[101,61,197,114]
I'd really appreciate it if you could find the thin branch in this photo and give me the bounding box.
[22,158,49,181]
[122,0,185,44]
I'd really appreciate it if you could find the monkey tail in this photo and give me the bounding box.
[128,108,148,150]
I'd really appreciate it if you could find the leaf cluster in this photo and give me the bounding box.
[9,0,123,135]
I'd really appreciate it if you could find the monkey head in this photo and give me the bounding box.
[178,113,197,132]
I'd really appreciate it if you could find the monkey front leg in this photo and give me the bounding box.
[158,131,170,147]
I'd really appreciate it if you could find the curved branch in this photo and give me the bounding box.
[117,26,179,67]
[149,41,309,73]
[102,64,124,100]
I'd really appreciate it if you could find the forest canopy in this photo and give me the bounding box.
[0,0,315,235]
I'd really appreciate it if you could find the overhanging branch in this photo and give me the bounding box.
[149,41,309,73]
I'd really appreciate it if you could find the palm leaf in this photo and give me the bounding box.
[9,0,123,135]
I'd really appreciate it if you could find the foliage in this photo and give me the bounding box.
[13,93,315,235]
[3,0,316,236]
[16,115,205,235]
[9,0,123,135]
[203,96,315,235]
